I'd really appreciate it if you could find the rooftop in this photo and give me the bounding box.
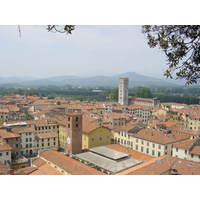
[75,146,142,174]
[131,128,190,144]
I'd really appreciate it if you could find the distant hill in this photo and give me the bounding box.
[0,72,183,88]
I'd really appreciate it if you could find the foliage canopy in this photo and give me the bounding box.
[142,25,200,85]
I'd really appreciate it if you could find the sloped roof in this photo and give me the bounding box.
[40,150,104,175]
[132,128,190,144]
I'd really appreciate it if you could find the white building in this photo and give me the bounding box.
[172,138,200,162]
[12,127,36,156]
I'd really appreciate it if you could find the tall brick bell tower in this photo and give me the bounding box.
[65,113,82,155]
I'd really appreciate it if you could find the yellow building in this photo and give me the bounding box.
[58,123,67,150]
[82,121,111,149]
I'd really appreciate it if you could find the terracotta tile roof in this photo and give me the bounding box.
[16,166,38,175]
[3,105,20,112]
[82,121,100,133]
[0,108,9,113]
[36,163,63,175]
[35,132,58,139]
[40,150,104,175]
[82,116,98,123]
[0,161,11,175]
[0,142,12,151]
[105,144,154,162]
[114,124,138,132]
[173,139,196,149]
[116,155,173,175]
[190,146,200,155]
[25,119,58,127]
[162,121,177,128]
[29,169,45,175]
[132,128,190,144]
[117,154,200,175]
[12,127,35,134]
[170,158,200,175]
[171,126,200,136]
[0,129,21,139]
[32,157,46,167]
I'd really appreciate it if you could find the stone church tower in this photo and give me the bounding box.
[118,78,129,105]
[65,113,82,155]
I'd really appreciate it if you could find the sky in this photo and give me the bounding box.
[0,1,198,83]
[0,25,169,79]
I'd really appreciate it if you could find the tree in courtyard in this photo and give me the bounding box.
[142,25,200,85]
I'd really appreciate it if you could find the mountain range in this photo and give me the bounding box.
[0,72,186,88]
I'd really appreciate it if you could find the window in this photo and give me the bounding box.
[176,148,178,152]
[16,143,19,148]
[185,150,187,154]
[48,143,50,146]
[152,143,155,148]
[136,145,138,150]
[158,145,161,149]
[30,143,32,148]
[48,138,50,141]
[158,152,161,156]
[165,146,168,150]
[42,139,44,142]
[76,124,78,128]
[29,138,32,142]
[42,143,44,147]
[141,140,144,145]
[16,151,19,156]
[26,144,28,148]
[147,142,149,146]
[6,152,9,156]
[16,138,18,141]
[92,138,94,141]
[152,150,155,156]
[131,142,133,147]
[136,139,138,143]
[141,146,144,152]
[26,138,28,142]
[68,117,70,121]
[68,124,70,128]
[76,117,78,122]
[146,148,149,154]
[121,139,123,143]
[191,154,194,158]
[124,140,126,145]
[0,153,2,156]
[29,133,31,135]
